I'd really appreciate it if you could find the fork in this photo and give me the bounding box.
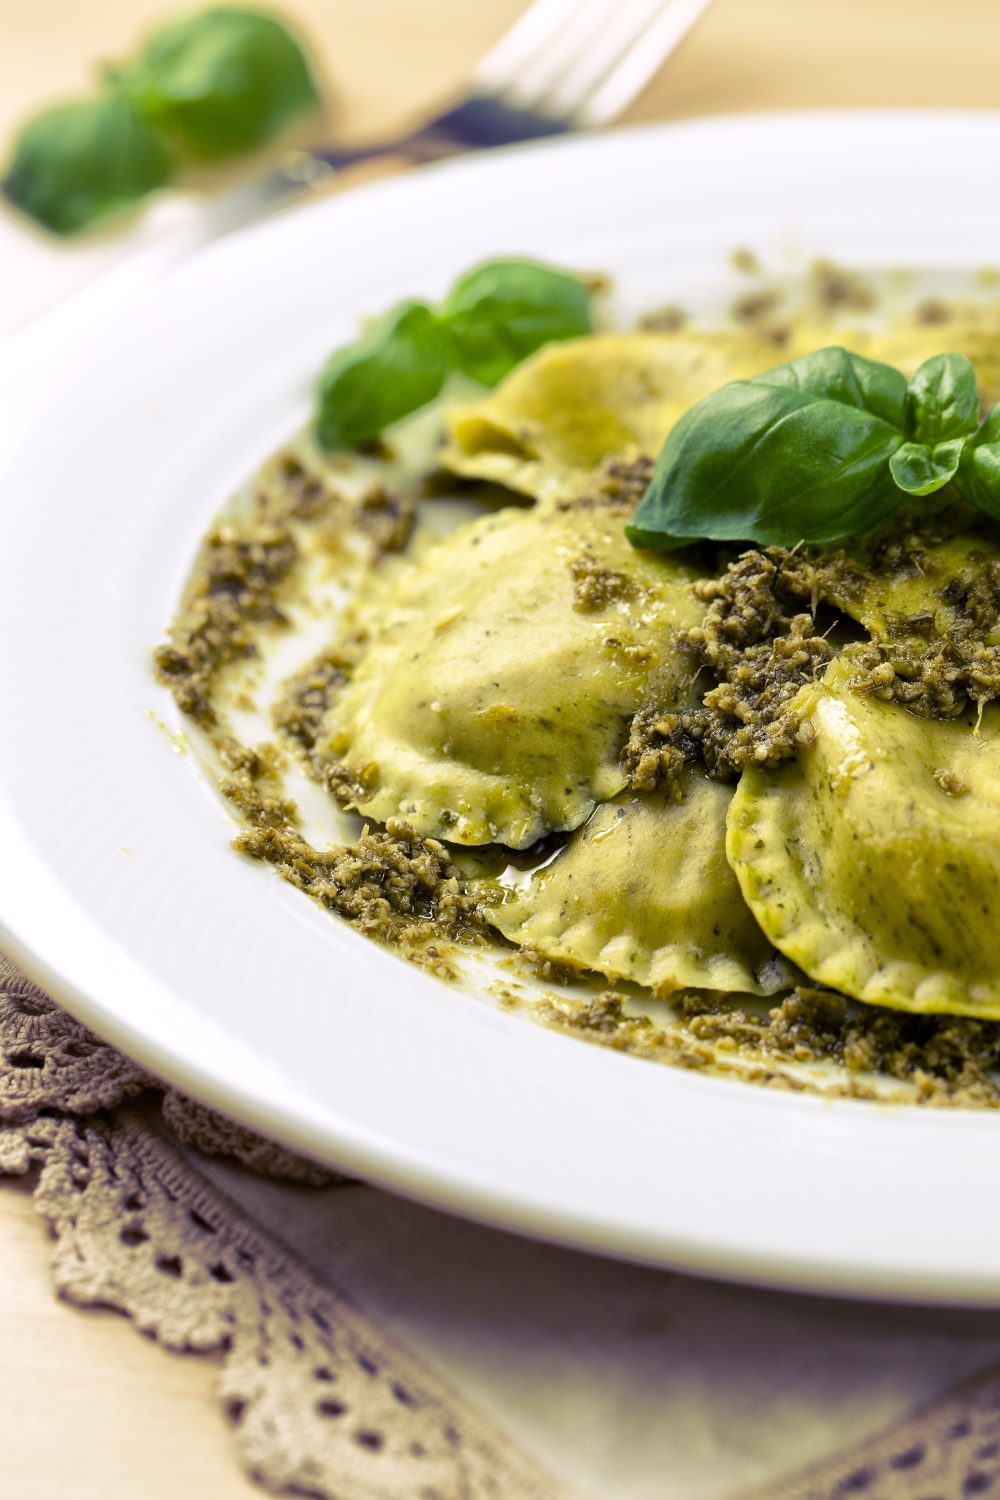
[3,0,717,357]
[287,0,718,182]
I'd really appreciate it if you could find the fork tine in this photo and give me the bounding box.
[472,0,598,95]
[539,0,672,121]
[320,0,717,165]
[576,0,717,125]
[494,0,623,111]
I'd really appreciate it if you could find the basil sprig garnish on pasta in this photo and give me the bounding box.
[626,347,1000,551]
[314,259,593,452]
[1,7,320,235]
[316,302,450,452]
[441,260,593,387]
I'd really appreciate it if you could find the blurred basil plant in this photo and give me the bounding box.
[2,7,321,235]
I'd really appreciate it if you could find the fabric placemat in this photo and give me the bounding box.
[5,948,1000,1500]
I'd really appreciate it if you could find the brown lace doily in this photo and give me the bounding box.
[1,951,998,1500]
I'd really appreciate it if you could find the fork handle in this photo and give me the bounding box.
[313,96,568,171]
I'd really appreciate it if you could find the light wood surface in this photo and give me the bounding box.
[3,2,1000,1495]
[0,1176,259,1499]
[4,0,1000,147]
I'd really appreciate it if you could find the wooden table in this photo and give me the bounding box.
[1,2,999,1494]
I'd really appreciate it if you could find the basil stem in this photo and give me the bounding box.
[121,7,320,161]
[1,92,173,236]
[315,302,449,452]
[441,259,592,387]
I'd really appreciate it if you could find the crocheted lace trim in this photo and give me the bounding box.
[2,952,999,1500]
[739,1364,1000,1500]
[0,957,575,1497]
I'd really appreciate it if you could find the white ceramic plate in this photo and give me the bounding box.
[4,111,1000,1304]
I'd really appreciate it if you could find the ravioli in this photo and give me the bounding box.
[441,330,788,503]
[727,654,1000,1016]
[821,522,1000,645]
[486,773,787,994]
[441,318,1000,506]
[315,501,704,848]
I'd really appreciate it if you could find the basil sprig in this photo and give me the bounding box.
[119,8,320,161]
[316,303,449,452]
[627,347,1000,550]
[1,7,319,235]
[314,259,592,452]
[441,259,592,387]
[1,95,172,237]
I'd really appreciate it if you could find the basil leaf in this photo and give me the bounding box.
[125,7,319,160]
[905,352,980,444]
[441,259,592,387]
[315,301,448,452]
[1,93,172,235]
[889,438,965,496]
[627,364,906,550]
[753,345,908,428]
[622,523,700,550]
[956,404,1000,518]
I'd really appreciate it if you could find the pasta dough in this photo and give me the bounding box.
[727,654,1000,1015]
[486,774,787,994]
[442,330,785,503]
[441,321,1000,508]
[822,522,1000,644]
[316,501,704,848]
